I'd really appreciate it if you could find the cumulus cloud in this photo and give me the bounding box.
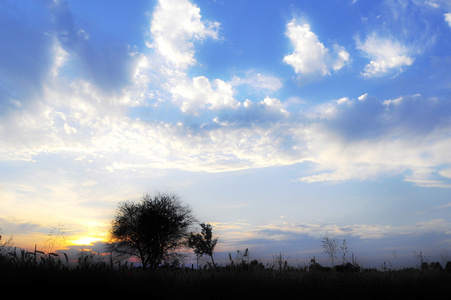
[2,75,451,190]
[356,32,414,77]
[332,44,351,71]
[149,0,220,69]
[283,19,350,79]
[445,13,451,27]
[212,96,290,127]
[170,76,240,114]
[283,21,329,76]
[1,0,450,192]
[297,94,451,186]
[309,93,450,141]
[168,70,284,115]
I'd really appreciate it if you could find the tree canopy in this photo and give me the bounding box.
[188,222,218,267]
[108,193,196,269]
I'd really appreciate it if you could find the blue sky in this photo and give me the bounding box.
[1,0,451,267]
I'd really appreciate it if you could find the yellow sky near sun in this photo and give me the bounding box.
[62,224,110,249]
[0,218,110,252]
[67,235,106,247]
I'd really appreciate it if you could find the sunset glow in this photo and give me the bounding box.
[68,236,107,247]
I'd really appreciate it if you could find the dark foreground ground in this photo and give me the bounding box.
[1,263,451,299]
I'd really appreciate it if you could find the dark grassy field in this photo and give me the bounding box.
[1,249,451,299]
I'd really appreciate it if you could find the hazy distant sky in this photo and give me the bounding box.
[1,0,451,265]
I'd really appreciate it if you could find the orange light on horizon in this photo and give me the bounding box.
[67,235,107,246]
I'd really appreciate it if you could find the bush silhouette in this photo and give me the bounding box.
[187,222,218,267]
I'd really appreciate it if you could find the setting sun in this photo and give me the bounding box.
[68,236,106,246]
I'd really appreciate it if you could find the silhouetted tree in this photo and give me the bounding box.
[108,193,196,269]
[187,222,218,267]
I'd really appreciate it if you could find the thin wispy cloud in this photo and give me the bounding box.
[356,32,414,77]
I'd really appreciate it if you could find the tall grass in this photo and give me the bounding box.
[1,243,451,299]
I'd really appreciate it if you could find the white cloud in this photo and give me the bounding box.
[283,21,329,76]
[296,137,412,183]
[167,70,284,115]
[296,93,451,187]
[77,29,90,40]
[149,0,220,69]
[439,168,451,179]
[1,1,450,193]
[356,32,414,77]
[283,19,350,78]
[230,71,283,94]
[445,13,451,27]
[259,97,289,116]
[50,38,68,78]
[63,123,78,135]
[425,1,440,9]
[404,175,451,188]
[170,76,240,114]
[3,39,451,191]
[332,44,351,71]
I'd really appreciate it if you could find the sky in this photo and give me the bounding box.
[1,0,451,267]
